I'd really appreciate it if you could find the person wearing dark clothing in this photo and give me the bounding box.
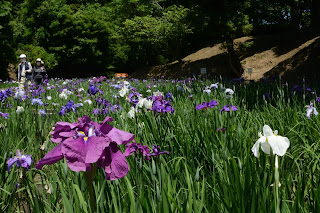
[32,58,47,85]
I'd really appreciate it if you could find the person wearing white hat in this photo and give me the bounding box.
[17,54,32,89]
[32,58,47,85]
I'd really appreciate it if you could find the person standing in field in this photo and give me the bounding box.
[32,58,47,85]
[17,54,32,89]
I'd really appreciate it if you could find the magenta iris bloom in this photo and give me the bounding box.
[36,115,134,180]
[124,140,151,160]
[216,127,226,133]
[7,150,33,172]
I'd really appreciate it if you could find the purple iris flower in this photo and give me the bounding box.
[58,106,66,116]
[111,104,122,112]
[39,109,46,116]
[87,84,98,95]
[7,150,33,172]
[220,105,238,113]
[59,100,83,116]
[113,85,121,90]
[316,97,320,104]
[65,100,74,111]
[73,103,83,112]
[0,112,9,119]
[92,108,101,115]
[32,98,43,106]
[196,102,207,110]
[124,140,151,160]
[291,84,302,93]
[264,92,272,100]
[195,100,218,110]
[36,115,135,180]
[165,92,173,101]
[207,100,218,108]
[0,91,7,102]
[147,145,169,157]
[128,92,141,107]
[95,97,111,108]
[152,100,174,114]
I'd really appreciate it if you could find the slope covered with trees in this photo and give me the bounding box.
[1,0,319,79]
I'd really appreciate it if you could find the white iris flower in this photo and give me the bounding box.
[252,125,290,158]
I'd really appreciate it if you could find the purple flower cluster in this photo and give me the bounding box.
[165,92,173,101]
[93,104,122,115]
[7,150,33,172]
[124,140,151,160]
[32,98,44,106]
[93,97,122,115]
[87,84,98,95]
[195,99,218,110]
[30,86,46,97]
[291,84,312,94]
[128,92,141,107]
[152,99,174,114]
[124,141,169,160]
[220,105,238,113]
[216,127,226,133]
[0,88,13,102]
[36,115,134,180]
[59,100,83,116]
[0,112,9,119]
[95,97,111,108]
[91,76,107,84]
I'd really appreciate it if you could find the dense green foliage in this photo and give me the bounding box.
[1,0,319,77]
[0,77,320,212]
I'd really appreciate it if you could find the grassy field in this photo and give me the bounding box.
[0,77,319,212]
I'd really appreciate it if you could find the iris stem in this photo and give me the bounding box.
[84,163,97,213]
[274,155,280,213]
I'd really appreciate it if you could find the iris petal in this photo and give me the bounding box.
[267,135,290,156]
[263,125,273,137]
[35,144,64,169]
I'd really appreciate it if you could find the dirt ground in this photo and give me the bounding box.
[132,31,320,82]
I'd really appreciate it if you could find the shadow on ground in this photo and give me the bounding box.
[263,36,320,82]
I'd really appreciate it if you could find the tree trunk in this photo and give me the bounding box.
[168,39,182,63]
[218,0,243,77]
[225,39,242,77]
[290,1,301,29]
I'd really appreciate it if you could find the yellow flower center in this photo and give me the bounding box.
[78,131,88,142]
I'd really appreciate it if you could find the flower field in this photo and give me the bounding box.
[0,77,320,212]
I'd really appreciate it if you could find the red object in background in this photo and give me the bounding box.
[115,73,128,78]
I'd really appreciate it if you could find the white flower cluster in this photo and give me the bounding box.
[16,106,24,114]
[59,89,72,99]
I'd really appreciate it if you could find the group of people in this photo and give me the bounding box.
[17,54,47,89]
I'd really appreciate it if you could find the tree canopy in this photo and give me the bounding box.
[1,0,319,78]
